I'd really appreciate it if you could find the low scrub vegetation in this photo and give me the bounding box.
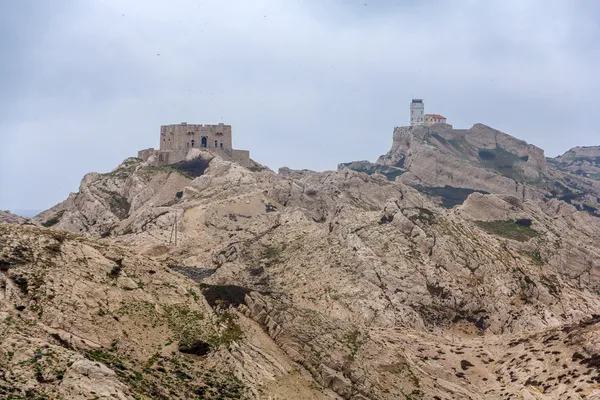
[42,211,65,228]
[477,146,524,181]
[412,185,488,208]
[475,219,539,242]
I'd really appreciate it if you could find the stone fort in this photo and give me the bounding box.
[138,122,250,167]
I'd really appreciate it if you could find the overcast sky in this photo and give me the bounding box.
[1,0,599,213]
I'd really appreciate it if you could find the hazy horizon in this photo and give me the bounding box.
[1,0,599,211]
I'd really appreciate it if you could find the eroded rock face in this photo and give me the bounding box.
[552,145,600,178]
[15,127,600,399]
[33,158,192,236]
[374,124,548,199]
[0,224,324,399]
[338,123,600,216]
[0,210,25,224]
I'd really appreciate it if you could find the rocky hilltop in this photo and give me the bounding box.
[341,123,600,215]
[4,125,600,399]
[551,146,600,180]
[0,210,25,224]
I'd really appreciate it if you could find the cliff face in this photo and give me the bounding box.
[551,146,600,179]
[17,140,600,399]
[0,210,25,224]
[378,123,547,180]
[341,123,600,215]
[0,223,325,400]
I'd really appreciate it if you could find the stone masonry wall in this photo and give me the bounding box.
[159,123,232,152]
[138,122,249,168]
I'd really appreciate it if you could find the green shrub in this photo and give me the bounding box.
[42,217,60,228]
[207,308,244,348]
[42,211,65,227]
[528,250,544,265]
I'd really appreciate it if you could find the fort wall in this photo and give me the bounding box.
[160,123,232,152]
[138,122,250,168]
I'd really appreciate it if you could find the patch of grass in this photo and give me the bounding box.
[87,349,127,371]
[42,211,65,228]
[261,244,282,265]
[477,146,524,181]
[342,329,366,362]
[188,288,199,302]
[42,217,60,228]
[407,207,435,224]
[163,304,205,346]
[475,220,539,242]
[206,308,244,348]
[525,250,544,265]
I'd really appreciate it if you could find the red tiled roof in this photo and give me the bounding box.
[425,114,446,119]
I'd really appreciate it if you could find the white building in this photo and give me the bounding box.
[424,114,447,125]
[410,99,424,126]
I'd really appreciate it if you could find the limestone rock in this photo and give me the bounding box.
[0,210,25,224]
[552,145,600,178]
[15,123,600,399]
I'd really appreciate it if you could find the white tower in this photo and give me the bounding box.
[410,99,424,126]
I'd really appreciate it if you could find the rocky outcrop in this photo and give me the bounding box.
[0,223,323,399]
[0,210,25,224]
[373,124,548,198]
[33,158,192,236]
[15,124,600,398]
[551,145,600,179]
[339,123,600,216]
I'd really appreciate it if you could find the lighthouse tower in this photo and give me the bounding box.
[410,99,424,126]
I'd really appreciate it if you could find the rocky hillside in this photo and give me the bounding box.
[341,124,600,215]
[551,146,600,180]
[0,210,25,224]
[18,140,600,399]
[0,223,325,399]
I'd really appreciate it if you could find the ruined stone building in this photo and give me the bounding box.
[138,122,250,167]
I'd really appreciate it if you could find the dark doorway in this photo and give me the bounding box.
[201,137,207,148]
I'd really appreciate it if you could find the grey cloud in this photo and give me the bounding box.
[0,0,598,211]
